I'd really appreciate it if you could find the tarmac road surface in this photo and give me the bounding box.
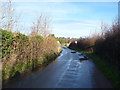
[4,46,113,88]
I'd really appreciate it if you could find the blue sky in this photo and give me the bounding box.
[12,1,118,38]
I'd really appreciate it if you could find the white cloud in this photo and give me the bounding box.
[75,22,98,27]
[52,20,101,38]
[13,2,85,20]
[53,18,100,27]
[53,28,92,38]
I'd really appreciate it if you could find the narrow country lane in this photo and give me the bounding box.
[5,46,112,88]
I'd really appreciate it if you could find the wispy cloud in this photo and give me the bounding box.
[53,18,100,27]
[2,1,117,38]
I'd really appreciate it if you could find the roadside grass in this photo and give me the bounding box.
[69,47,120,88]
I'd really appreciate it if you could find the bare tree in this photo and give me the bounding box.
[1,0,20,32]
[6,0,14,32]
[0,1,6,29]
[31,14,51,37]
[100,21,109,37]
[0,2,2,28]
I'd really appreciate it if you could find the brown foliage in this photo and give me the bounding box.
[94,20,120,70]
[69,19,120,70]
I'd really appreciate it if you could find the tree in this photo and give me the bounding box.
[0,1,5,29]
[0,2,2,28]
[31,14,51,38]
[6,0,14,32]
[1,0,19,32]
